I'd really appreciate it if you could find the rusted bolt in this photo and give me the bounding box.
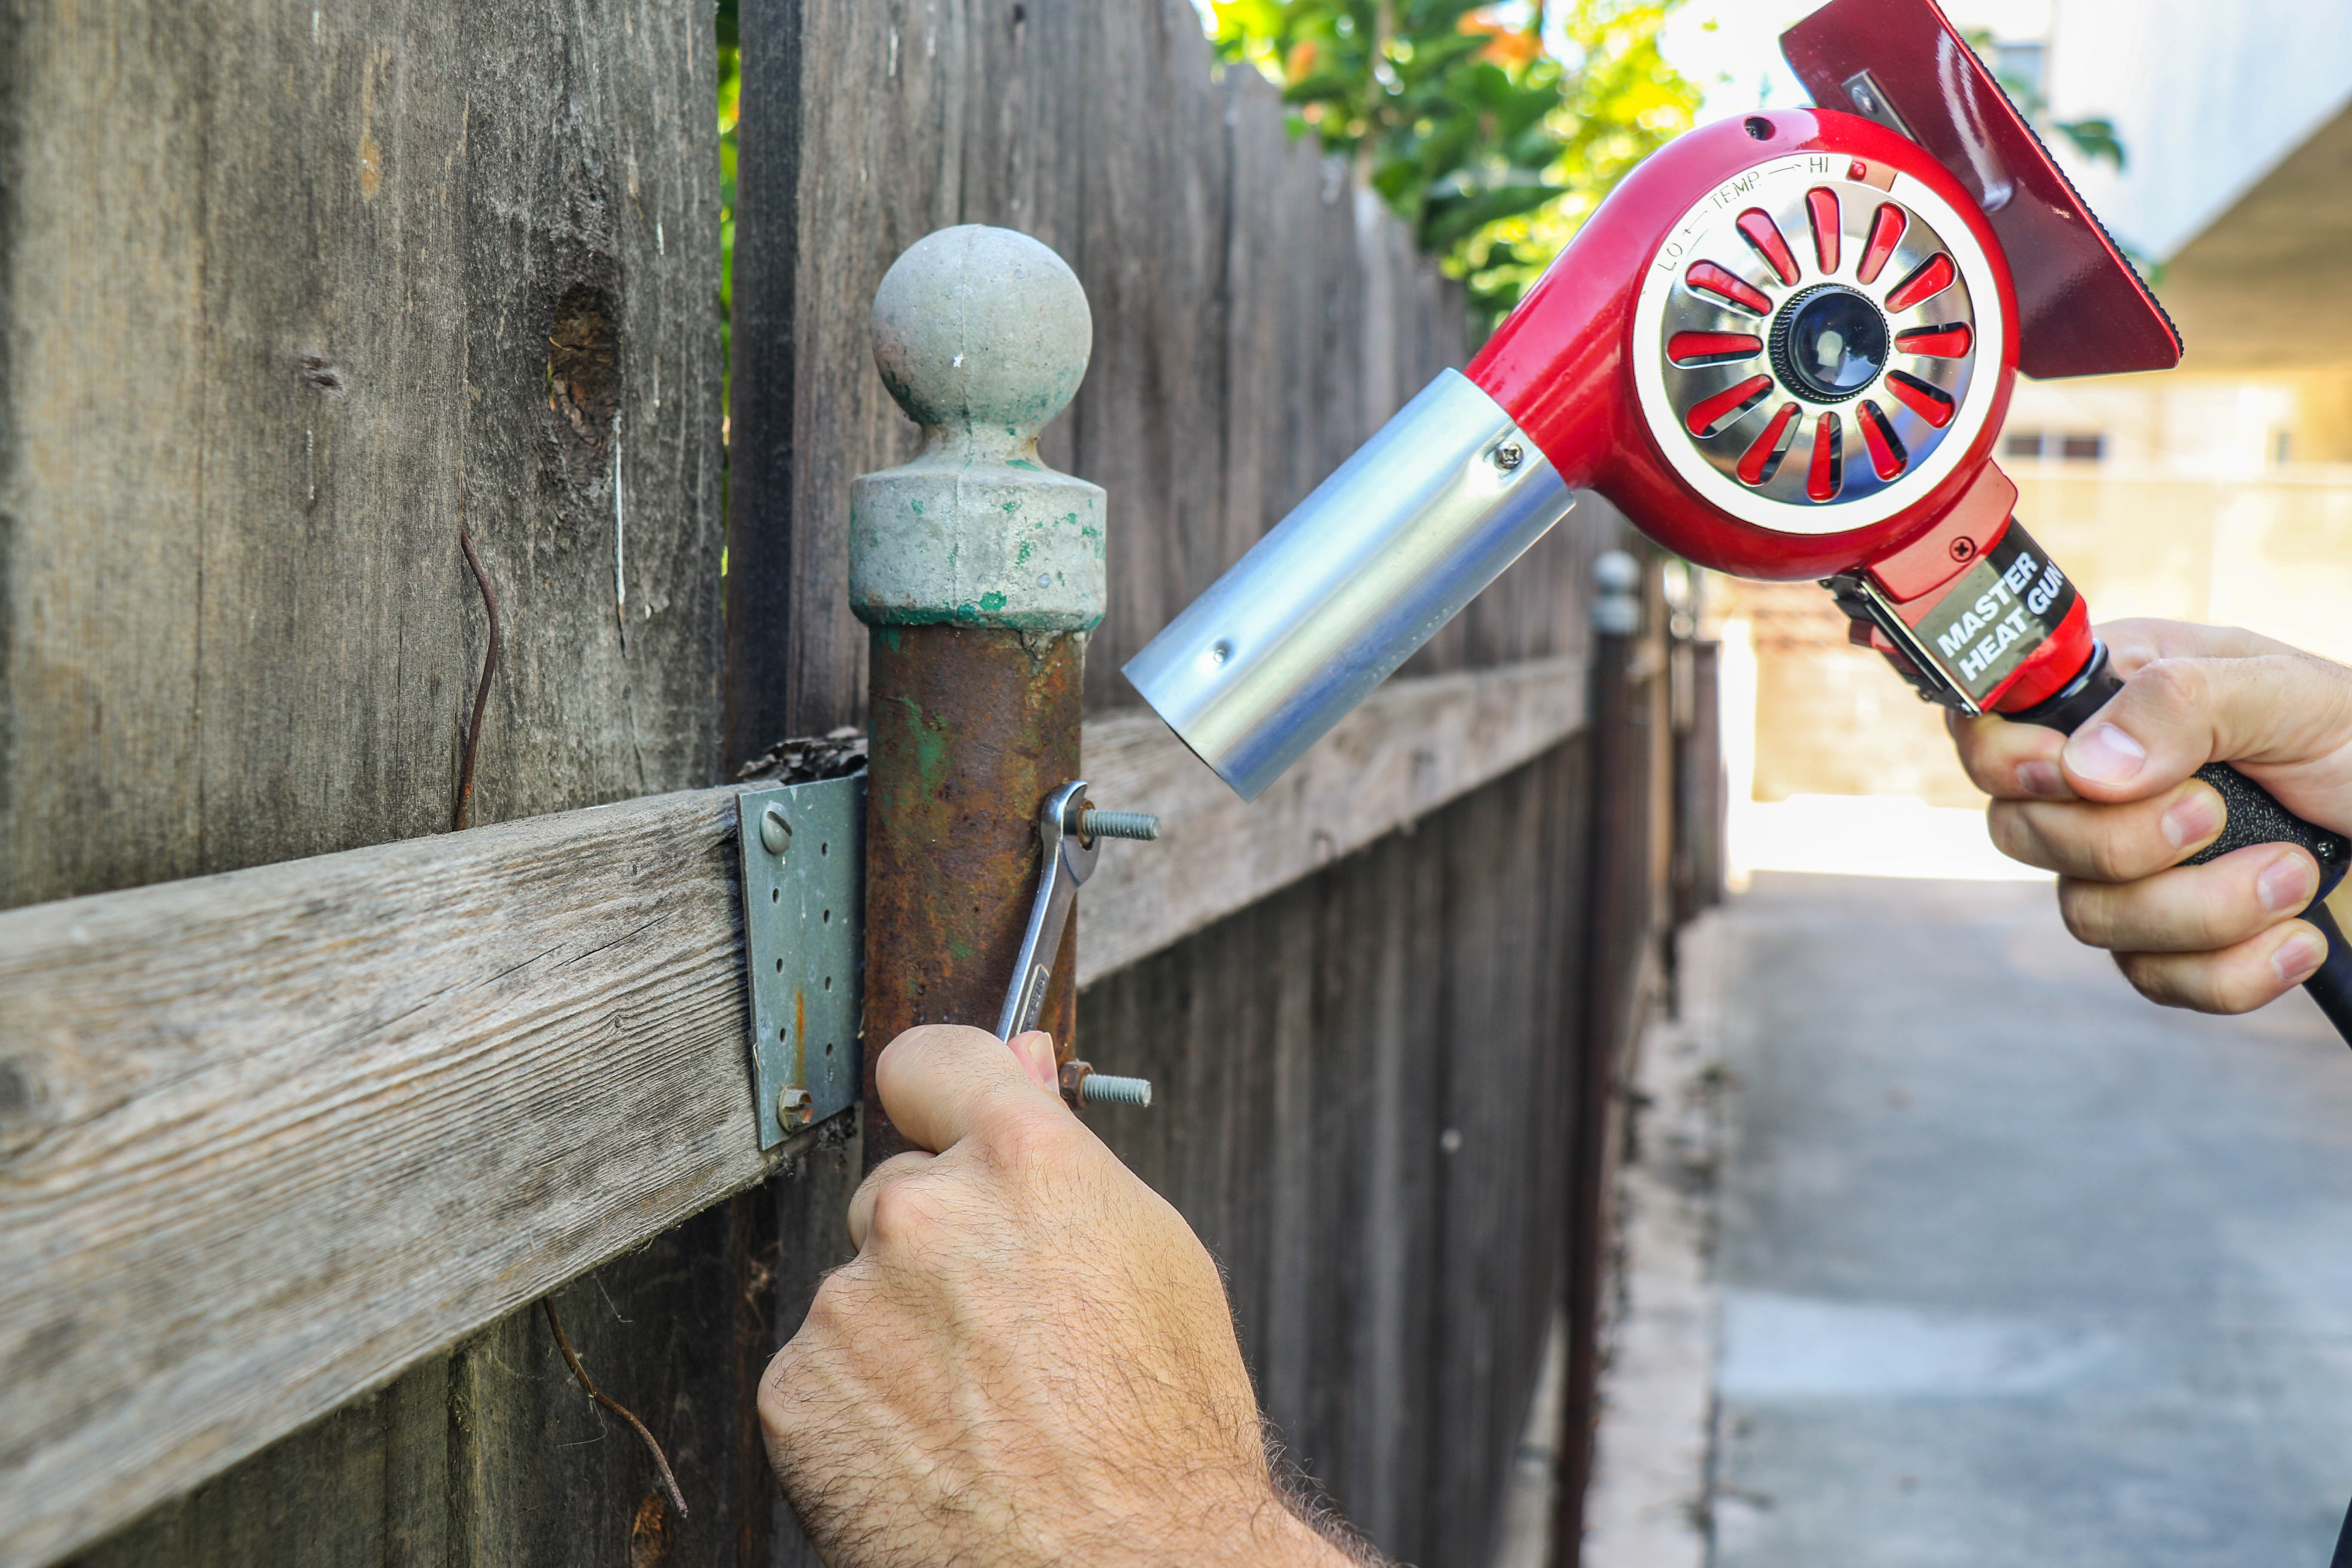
[1079,808,1160,842]
[759,804,793,856]
[1059,1060,1152,1110]
[1948,537,1975,562]
[779,1087,813,1124]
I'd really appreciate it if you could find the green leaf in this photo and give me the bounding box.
[2054,116,2126,171]
[1421,183,1562,252]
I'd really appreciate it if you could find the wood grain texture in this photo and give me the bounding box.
[1083,737,1596,1568]
[1,0,1672,1558]
[3,653,1580,1567]
[0,0,725,912]
[729,0,968,754]
[0,790,787,1567]
[727,0,1527,747]
[1078,655,1591,985]
[0,1,772,1562]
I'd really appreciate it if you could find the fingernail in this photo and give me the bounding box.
[2066,723,2147,786]
[2160,791,2220,849]
[1009,1029,1057,1089]
[2274,930,2327,985]
[2258,852,2318,914]
[2016,760,2067,799]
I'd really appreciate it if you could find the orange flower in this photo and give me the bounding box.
[1284,38,1318,82]
[1457,12,1543,67]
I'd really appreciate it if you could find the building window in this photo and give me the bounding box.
[2001,430,2106,462]
[1994,40,2047,98]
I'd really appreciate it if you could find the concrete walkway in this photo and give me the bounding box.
[1594,873,2352,1568]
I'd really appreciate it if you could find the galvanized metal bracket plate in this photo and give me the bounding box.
[737,774,865,1148]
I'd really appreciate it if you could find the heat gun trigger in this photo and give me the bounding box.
[995,781,1159,1111]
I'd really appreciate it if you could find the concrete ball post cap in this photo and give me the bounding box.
[1593,549,1642,593]
[870,225,1093,442]
[850,225,1106,634]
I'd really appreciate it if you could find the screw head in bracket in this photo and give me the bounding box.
[760,804,793,857]
[1493,442,1525,473]
[779,1086,814,1124]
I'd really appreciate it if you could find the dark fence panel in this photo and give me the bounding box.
[1084,737,1594,1568]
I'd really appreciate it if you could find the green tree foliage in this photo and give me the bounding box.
[1208,1,1701,331]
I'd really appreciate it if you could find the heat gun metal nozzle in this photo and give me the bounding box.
[1121,369,1574,802]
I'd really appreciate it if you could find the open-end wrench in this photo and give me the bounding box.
[996,780,1158,1109]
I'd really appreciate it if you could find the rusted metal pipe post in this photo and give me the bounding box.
[849,226,1104,1167]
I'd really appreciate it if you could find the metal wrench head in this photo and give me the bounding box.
[998,780,1096,1040]
[1041,779,1100,885]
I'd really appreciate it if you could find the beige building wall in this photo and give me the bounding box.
[1725,368,2352,807]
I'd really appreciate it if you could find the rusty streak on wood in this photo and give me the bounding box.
[0,656,1585,1566]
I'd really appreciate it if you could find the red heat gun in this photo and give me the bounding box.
[1123,0,2352,1039]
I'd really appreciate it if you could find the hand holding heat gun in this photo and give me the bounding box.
[1121,0,2352,1041]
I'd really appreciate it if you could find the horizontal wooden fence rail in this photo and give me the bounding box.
[1081,656,1588,980]
[0,655,1586,1568]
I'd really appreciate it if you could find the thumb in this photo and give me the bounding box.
[2060,651,2352,810]
[873,1024,1061,1154]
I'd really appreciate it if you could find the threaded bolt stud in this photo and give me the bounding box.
[1080,1073,1153,1108]
[1081,809,1161,842]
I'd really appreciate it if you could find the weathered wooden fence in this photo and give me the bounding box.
[1,2,1696,1565]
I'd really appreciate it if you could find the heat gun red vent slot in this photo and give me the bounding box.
[1895,323,1973,358]
[1858,400,1908,480]
[1806,413,1844,502]
[1856,203,1907,286]
[1806,188,1841,275]
[1737,403,1801,485]
[1684,374,1774,438]
[1684,261,1771,315]
[1886,370,1957,429]
[1736,209,1801,285]
[1885,253,1957,313]
[1667,331,1762,366]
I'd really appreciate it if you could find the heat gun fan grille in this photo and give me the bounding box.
[1631,151,2001,538]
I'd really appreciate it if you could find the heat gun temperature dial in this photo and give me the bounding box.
[1630,150,2004,537]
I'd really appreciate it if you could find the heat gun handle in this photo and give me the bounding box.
[2011,640,2352,1044]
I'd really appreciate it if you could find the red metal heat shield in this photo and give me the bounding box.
[1780,0,2181,380]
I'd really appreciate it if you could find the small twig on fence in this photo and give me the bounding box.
[541,1297,689,1517]
[454,508,502,832]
